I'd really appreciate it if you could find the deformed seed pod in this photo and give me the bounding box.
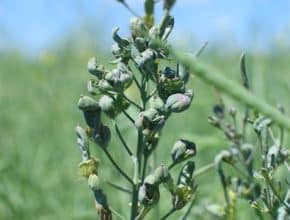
[78,157,99,178]
[78,96,101,129]
[78,95,100,111]
[138,183,160,206]
[154,165,175,193]
[165,90,193,113]
[105,62,133,92]
[135,108,165,135]
[173,185,194,210]
[253,116,272,134]
[112,27,129,47]
[88,173,101,191]
[171,139,196,164]
[177,161,195,186]
[76,125,90,160]
[87,57,106,79]
[94,124,111,148]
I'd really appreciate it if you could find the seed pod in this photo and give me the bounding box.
[134,48,157,75]
[105,62,133,92]
[138,183,160,206]
[165,90,193,113]
[88,173,101,191]
[159,13,174,40]
[112,27,129,48]
[130,17,147,38]
[76,125,90,160]
[94,124,111,148]
[177,161,195,186]
[87,57,106,79]
[87,79,98,95]
[99,95,117,118]
[171,139,196,164]
[135,108,165,134]
[154,165,175,193]
[134,37,147,52]
[78,95,100,111]
[78,96,101,128]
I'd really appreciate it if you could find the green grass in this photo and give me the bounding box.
[1,42,289,219]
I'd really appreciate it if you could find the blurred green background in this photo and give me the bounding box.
[1,1,290,219]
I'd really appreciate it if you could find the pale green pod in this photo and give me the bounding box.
[165,90,193,113]
[171,139,196,164]
[130,17,147,38]
[87,57,105,79]
[78,96,100,111]
[88,174,101,191]
[99,95,117,118]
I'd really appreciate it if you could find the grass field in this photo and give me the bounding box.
[1,38,290,219]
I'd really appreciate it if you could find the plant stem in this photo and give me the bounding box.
[106,180,132,194]
[193,162,215,178]
[160,208,176,220]
[180,196,196,220]
[103,148,133,185]
[114,122,133,156]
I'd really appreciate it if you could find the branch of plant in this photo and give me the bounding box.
[114,122,133,156]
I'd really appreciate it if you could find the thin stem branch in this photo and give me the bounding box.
[103,148,133,185]
[160,208,176,220]
[114,122,133,156]
[106,180,132,194]
[123,93,143,110]
[193,162,215,178]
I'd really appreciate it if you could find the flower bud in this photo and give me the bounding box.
[173,185,194,210]
[134,37,147,52]
[171,139,196,164]
[130,17,147,38]
[87,57,105,79]
[78,157,99,178]
[88,174,101,191]
[165,90,193,113]
[149,25,160,39]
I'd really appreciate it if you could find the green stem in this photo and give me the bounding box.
[114,122,133,156]
[103,148,133,185]
[160,208,176,220]
[110,206,126,220]
[173,52,290,131]
[106,180,132,194]
[193,162,215,178]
